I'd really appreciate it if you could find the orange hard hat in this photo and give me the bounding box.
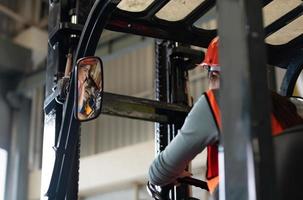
[200,36,220,72]
[80,57,98,66]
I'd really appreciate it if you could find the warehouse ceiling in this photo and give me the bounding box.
[0,0,49,88]
[0,0,48,38]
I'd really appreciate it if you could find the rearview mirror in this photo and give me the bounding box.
[75,56,103,121]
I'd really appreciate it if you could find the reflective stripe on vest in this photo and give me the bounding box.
[204,89,284,193]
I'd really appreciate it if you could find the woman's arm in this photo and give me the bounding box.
[148,94,219,186]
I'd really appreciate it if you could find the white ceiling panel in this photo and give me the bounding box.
[155,0,205,21]
[117,0,154,12]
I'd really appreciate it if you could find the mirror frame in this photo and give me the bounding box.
[74,56,104,122]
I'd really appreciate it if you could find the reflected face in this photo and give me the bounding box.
[78,65,91,83]
[76,56,103,122]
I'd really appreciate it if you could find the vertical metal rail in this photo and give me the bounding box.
[217,0,276,199]
[169,43,191,200]
[42,0,95,199]
[42,1,71,199]
[155,40,171,199]
[155,40,190,200]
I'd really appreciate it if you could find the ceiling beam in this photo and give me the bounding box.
[0,3,31,26]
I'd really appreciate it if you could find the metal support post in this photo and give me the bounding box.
[5,95,31,200]
[154,40,191,200]
[41,0,71,197]
[155,40,171,199]
[42,0,94,199]
[217,0,276,199]
[170,43,191,200]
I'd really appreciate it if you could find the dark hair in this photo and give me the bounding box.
[271,91,303,129]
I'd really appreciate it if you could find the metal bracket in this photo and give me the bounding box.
[48,22,83,47]
[171,46,204,70]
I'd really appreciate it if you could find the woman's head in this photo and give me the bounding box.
[199,36,220,90]
[78,64,91,83]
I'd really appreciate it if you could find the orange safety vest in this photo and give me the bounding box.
[204,90,284,193]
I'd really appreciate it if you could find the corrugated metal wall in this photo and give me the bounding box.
[80,41,155,156]
[80,40,209,157]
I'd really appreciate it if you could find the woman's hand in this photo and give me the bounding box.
[78,81,88,111]
[179,170,192,178]
[172,170,193,186]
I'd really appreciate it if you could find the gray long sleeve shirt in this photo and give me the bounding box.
[148,94,219,186]
[148,94,303,186]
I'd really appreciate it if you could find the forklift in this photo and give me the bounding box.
[42,0,303,199]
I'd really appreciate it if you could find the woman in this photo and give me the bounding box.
[148,37,303,195]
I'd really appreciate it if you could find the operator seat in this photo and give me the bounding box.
[274,124,303,200]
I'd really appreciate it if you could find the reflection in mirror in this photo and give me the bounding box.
[76,56,103,121]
